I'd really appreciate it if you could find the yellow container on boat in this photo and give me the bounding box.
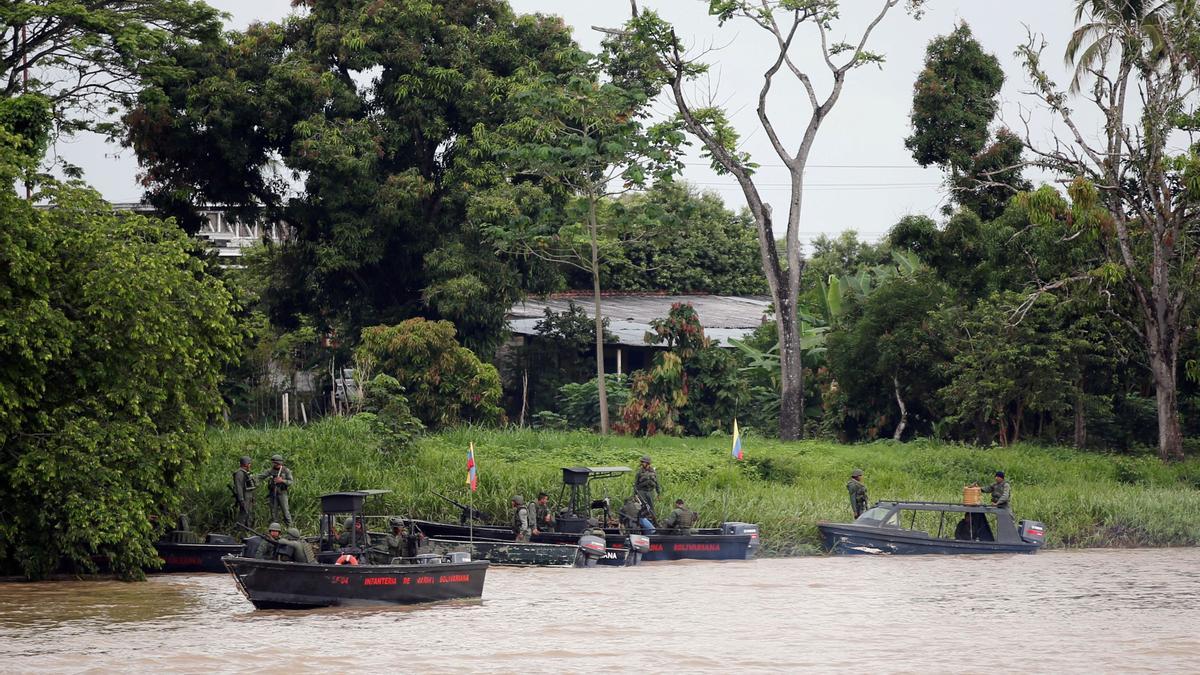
[963,485,982,506]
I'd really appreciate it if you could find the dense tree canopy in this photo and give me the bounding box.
[0,99,239,579]
[124,0,586,355]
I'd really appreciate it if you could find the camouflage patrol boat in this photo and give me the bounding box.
[414,467,760,564]
[818,500,1046,555]
[420,537,582,567]
[223,491,488,609]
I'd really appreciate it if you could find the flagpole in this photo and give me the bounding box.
[469,483,474,546]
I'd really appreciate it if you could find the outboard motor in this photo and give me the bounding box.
[625,534,650,566]
[1018,520,1046,545]
[722,522,761,559]
[576,534,607,568]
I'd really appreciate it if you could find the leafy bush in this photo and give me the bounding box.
[355,318,503,429]
[557,374,629,430]
[358,374,425,452]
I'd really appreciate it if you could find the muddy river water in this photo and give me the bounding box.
[1,548,1197,673]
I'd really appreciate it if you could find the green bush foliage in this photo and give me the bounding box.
[0,148,239,579]
[557,374,630,431]
[358,374,425,452]
[355,318,503,429]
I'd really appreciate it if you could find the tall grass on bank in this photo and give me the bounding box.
[195,418,1200,554]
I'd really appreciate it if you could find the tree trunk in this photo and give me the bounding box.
[892,374,907,441]
[1150,352,1183,461]
[1073,387,1086,449]
[589,197,608,435]
[1012,398,1024,445]
[776,295,804,440]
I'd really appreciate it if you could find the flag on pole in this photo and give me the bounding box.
[467,442,478,491]
[731,419,743,460]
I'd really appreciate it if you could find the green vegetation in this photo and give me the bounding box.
[193,420,1200,555]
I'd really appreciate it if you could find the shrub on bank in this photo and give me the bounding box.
[193,419,1200,554]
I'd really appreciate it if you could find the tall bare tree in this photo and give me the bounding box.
[1017,0,1200,461]
[622,0,924,439]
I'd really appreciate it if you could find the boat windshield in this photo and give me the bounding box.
[855,506,892,525]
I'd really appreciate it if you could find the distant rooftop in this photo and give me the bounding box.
[507,293,772,347]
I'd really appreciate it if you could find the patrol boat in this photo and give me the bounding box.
[223,490,488,609]
[412,467,760,563]
[817,500,1046,555]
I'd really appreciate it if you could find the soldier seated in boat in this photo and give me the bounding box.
[661,499,698,535]
[284,527,316,563]
[338,516,372,548]
[255,523,286,560]
[619,494,656,534]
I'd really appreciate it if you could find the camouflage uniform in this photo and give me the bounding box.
[634,458,662,517]
[338,517,372,548]
[847,477,868,518]
[533,500,555,533]
[662,505,698,534]
[512,496,531,542]
[981,479,1011,510]
[382,518,407,562]
[255,523,285,560]
[231,459,257,528]
[257,455,294,526]
[284,527,315,563]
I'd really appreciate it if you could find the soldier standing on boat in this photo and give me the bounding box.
[847,469,868,518]
[284,527,315,563]
[231,456,257,528]
[635,455,662,519]
[532,492,555,535]
[511,495,532,542]
[338,516,372,548]
[977,471,1011,510]
[661,498,698,534]
[257,454,294,526]
[255,523,285,560]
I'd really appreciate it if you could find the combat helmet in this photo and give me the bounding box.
[270,453,284,462]
[285,527,302,539]
[640,455,651,463]
[388,517,404,528]
[267,522,282,533]
[512,495,525,506]
[851,468,863,478]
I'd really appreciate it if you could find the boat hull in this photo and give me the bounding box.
[223,556,489,609]
[409,520,755,563]
[818,524,1040,555]
[152,542,244,573]
[421,538,580,567]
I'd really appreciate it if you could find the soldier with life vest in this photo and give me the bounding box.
[231,456,257,528]
[257,454,295,526]
[661,498,698,534]
[847,468,868,518]
[338,516,372,548]
[532,492,555,535]
[283,527,315,563]
[383,517,407,560]
[977,471,1011,510]
[511,495,532,542]
[634,455,663,518]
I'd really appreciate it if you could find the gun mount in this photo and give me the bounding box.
[556,466,631,534]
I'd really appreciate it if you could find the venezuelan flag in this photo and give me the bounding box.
[731,419,743,460]
[467,442,478,491]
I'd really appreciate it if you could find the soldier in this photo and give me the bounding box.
[284,527,316,563]
[847,468,868,518]
[231,456,257,529]
[511,495,532,542]
[255,522,285,560]
[978,471,1011,510]
[382,517,407,560]
[661,498,698,534]
[532,492,555,535]
[338,516,372,548]
[634,455,662,518]
[619,494,656,534]
[257,454,295,526]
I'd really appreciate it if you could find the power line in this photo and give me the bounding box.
[684,161,929,169]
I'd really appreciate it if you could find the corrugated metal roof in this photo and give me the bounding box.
[508,294,771,347]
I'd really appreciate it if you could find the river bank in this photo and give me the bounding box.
[192,418,1200,553]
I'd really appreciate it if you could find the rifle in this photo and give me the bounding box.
[237,523,288,560]
[432,491,489,525]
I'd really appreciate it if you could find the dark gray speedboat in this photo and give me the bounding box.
[818,501,1045,555]
[420,537,581,567]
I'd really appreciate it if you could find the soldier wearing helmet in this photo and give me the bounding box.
[634,455,662,519]
[381,517,408,561]
[283,527,315,563]
[511,496,531,542]
[231,456,257,528]
[847,469,868,518]
[338,516,371,548]
[255,522,285,560]
[256,453,295,526]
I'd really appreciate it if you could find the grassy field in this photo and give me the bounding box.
[193,418,1200,554]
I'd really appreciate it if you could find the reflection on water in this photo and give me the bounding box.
[1,549,1197,673]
